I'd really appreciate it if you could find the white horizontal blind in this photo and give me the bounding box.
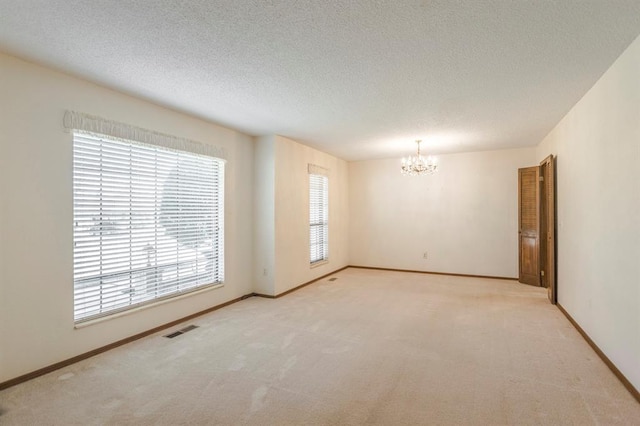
[309,173,329,264]
[73,132,224,322]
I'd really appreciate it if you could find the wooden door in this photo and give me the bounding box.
[518,167,540,286]
[540,155,556,303]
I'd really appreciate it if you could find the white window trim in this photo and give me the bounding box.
[309,165,329,266]
[74,283,223,329]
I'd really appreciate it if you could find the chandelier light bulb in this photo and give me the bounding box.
[400,140,438,176]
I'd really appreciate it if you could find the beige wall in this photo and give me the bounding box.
[273,136,349,294]
[535,35,640,390]
[252,135,349,296]
[253,135,276,295]
[0,53,255,383]
[349,148,536,278]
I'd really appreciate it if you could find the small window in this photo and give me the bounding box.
[309,172,328,265]
[73,132,224,322]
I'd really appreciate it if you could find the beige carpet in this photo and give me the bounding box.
[1,268,639,425]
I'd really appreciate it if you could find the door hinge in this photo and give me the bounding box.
[540,270,545,276]
[539,176,544,182]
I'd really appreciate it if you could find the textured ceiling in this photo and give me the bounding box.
[1,1,640,161]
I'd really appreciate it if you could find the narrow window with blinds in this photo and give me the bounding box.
[73,132,224,322]
[309,173,329,265]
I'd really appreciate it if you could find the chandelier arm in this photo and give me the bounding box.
[400,139,438,176]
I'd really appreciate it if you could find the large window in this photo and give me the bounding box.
[309,169,328,265]
[73,132,224,322]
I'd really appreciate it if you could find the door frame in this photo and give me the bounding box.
[540,155,557,304]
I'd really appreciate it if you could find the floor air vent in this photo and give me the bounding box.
[164,324,199,338]
[329,277,338,281]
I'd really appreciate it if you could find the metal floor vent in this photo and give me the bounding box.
[164,324,199,338]
[328,277,338,282]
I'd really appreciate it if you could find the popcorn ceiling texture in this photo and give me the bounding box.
[0,1,640,160]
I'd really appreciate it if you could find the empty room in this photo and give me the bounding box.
[1,1,639,424]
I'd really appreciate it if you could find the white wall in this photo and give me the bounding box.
[349,148,536,278]
[0,52,254,383]
[273,136,349,294]
[536,35,640,390]
[252,135,350,296]
[253,136,276,295]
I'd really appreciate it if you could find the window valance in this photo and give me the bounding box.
[308,163,329,176]
[63,110,226,159]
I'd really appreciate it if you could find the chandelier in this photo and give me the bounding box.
[401,140,438,176]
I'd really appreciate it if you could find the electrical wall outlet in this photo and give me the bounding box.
[423,252,428,259]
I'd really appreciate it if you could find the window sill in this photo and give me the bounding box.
[74,283,224,329]
[310,260,329,269]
